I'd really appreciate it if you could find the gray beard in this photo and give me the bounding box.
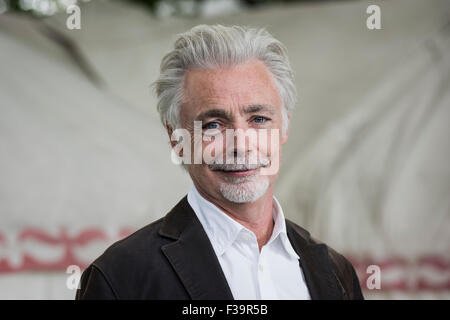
[219,175,270,203]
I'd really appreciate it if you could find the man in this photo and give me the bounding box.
[76,25,363,300]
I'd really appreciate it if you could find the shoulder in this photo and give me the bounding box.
[77,217,172,299]
[321,243,364,299]
[76,196,198,299]
[91,217,169,275]
[286,219,364,299]
[286,218,352,267]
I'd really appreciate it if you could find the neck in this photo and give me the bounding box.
[195,184,275,251]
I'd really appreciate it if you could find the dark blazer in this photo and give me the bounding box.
[76,196,364,300]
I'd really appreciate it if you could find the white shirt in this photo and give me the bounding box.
[187,184,311,300]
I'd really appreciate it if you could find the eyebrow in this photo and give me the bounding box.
[195,104,276,122]
[243,104,276,115]
[195,109,233,122]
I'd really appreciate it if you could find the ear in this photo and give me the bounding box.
[166,124,182,157]
[166,124,173,144]
[281,113,290,145]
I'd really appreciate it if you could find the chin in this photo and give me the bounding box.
[218,176,270,204]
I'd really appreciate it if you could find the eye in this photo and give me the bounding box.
[253,116,269,124]
[203,121,220,130]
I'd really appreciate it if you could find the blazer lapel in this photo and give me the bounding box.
[286,220,344,300]
[159,196,234,300]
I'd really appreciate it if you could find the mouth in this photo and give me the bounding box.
[208,159,270,178]
[215,167,259,177]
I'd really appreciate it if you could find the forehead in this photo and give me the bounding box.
[182,60,282,115]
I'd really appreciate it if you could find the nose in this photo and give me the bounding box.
[230,147,247,159]
[224,123,257,164]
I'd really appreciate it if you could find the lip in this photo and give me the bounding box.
[217,168,258,177]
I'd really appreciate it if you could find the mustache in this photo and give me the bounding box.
[208,156,270,172]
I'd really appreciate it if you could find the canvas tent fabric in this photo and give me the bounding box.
[279,24,450,299]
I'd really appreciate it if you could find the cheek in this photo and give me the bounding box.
[257,129,281,157]
[202,133,226,162]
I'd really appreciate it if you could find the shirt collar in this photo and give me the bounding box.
[188,184,243,256]
[271,196,301,260]
[187,184,300,260]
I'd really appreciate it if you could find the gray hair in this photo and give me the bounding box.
[153,24,296,137]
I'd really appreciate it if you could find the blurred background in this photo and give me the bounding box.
[0,0,449,299]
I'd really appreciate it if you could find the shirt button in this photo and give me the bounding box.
[258,264,264,272]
